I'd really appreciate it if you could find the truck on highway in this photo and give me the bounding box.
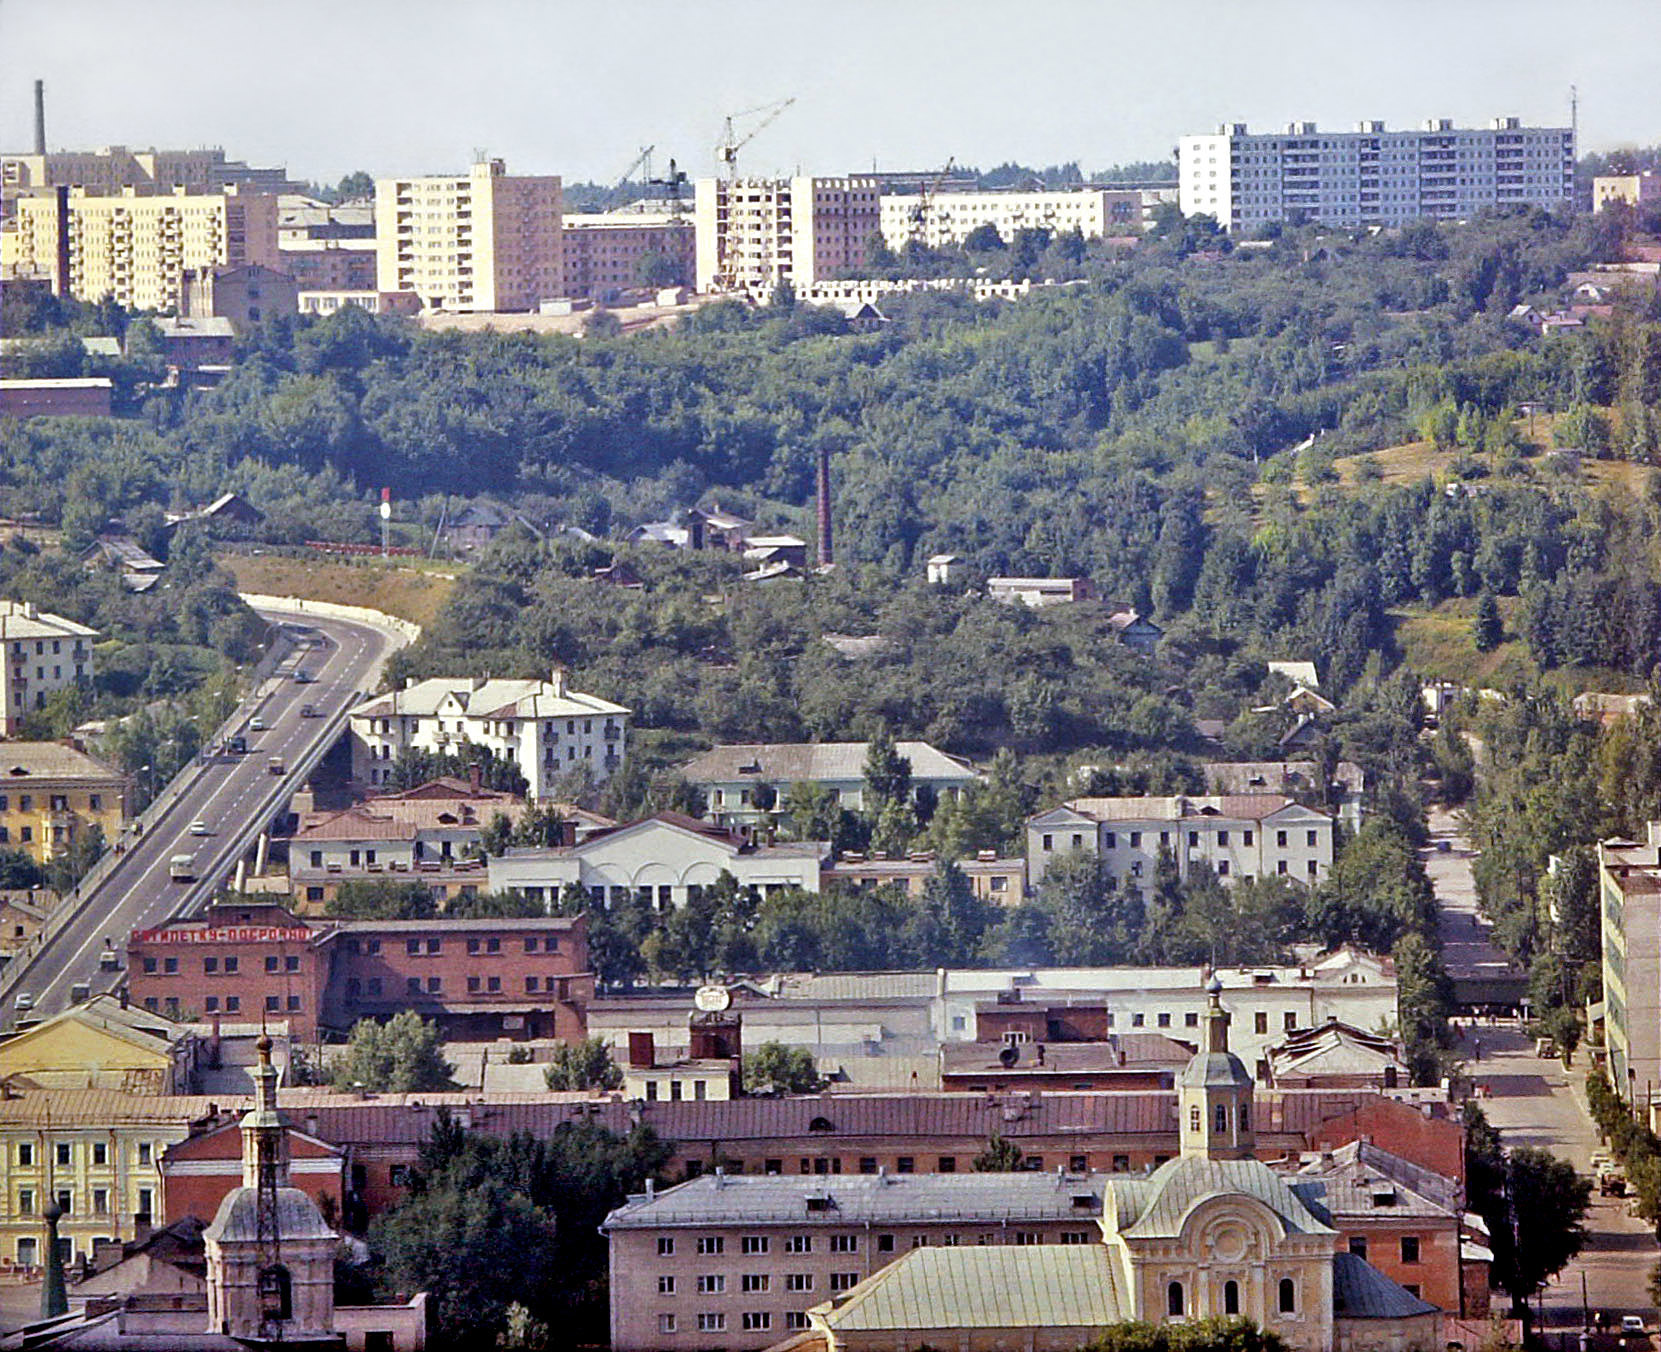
[267,757,286,776]
[169,853,197,882]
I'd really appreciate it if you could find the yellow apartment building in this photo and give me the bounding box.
[0,185,280,311]
[375,159,562,312]
[0,742,128,864]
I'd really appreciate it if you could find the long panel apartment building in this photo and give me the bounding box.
[374,158,562,312]
[878,187,1161,249]
[1179,117,1575,231]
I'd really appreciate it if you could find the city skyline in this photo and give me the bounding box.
[1,0,1656,189]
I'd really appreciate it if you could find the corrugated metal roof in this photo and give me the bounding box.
[604,1171,1105,1230]
[818,1245,1125,1332]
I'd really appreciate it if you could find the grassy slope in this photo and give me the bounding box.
[219,554,457,629]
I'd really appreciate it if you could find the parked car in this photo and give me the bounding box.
[1622,1315,1647,1334]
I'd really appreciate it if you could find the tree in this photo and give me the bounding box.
[1473,592,1503,652]
[326,879,437,921]
[330,1011,457,1093]
[863,726,912,808]
[543,1036,623,1091]
[1493,1147,1591,1319]
[962,222,1005,252]
[971,1133,1024,1171]
[742,1041,822,1094]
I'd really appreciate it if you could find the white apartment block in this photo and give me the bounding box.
[1179,118,1575,232]
[694,176,880,293]
[349,671,628,798]
[878,188,1150,250]
[375,159,562,312]
[0,601,98,737]
[1027,794,1334,889]
[1,185,279,311]
[936,951,1398,1081]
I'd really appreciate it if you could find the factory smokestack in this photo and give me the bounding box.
[815,444,833,567]
[33,80,46,156]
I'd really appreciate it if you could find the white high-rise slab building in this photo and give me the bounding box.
[1179,117,1574,232]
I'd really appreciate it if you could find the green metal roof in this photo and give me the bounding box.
[817,1245,1127,1333]
[1113,1156,1337,1239]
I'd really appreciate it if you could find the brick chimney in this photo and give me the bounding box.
[469,762,483,792]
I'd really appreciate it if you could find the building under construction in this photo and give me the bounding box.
[693,174,881,294]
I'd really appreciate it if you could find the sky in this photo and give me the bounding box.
[2,0,1659,188]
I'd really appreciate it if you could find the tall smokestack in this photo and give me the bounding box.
[815,444,832,568]
[33,80,46,156]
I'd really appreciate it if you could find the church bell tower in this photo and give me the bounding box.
[1178,976,1257,1160]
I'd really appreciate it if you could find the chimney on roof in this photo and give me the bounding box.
[550,665,568,698]
[469,762,483,793]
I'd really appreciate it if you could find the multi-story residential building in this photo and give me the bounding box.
[0,186,280,310]
[488,813,827,911]
[1,146,298,202]
[1593,171,1661,214]
[1201,759,1366,831]
[279,238,379,290]
[1178,117,1575,231]
[0,377,113,418]
[679,740,979,829]
[602,1170,1116,1349]
[937,952,1396,1081]
[1027,793,1335,888]
[694,176,881,293]
[374,158,562,312]
[126,900,593,1044]
[0,602,98,737]
[0,741,126,862]
[179,262,298,329]
[878,187,1149,250]
[349,670,629,796]
[561,209,693,301]
[296,289,421,317]
[0,1088,217,1266]
[1599,825,1661,1105]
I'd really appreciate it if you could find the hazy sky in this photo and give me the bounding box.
[3,0,1658,188]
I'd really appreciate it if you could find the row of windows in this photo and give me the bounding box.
[655,1228,1094,1259]
[1041,828,1322,851]
[7,639,84,657]
[1166,1276,1296,1318]
[143,954,300,975]
[14,1141,154,1168]
[1348,1235,1422,1264]
[657,1312,804,1334]
[0,793,104,813]
[337,934,560,956]
[144,993,298,1015]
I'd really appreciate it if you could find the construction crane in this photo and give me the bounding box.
[649,156,688,221]
[613,144,655,206]
[715,97,796,179]
[910,157,958,247]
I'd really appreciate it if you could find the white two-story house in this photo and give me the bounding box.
[349,669,630,798]
[1026,794,1335,890]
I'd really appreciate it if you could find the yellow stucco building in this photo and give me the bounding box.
[0,742,128,865]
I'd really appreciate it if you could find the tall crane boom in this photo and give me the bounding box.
[716,97,796,179]
[910,156,958,246]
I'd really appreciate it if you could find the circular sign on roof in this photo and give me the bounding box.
[694,984,732,1013]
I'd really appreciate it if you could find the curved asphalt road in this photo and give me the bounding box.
[3,608,400,1024]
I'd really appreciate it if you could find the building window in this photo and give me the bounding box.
[55,1143,70,1167]
[786,1273,812,1292]
[1400,1236,1420,1264]
[786,1235,811,1253]
[92,1143,107,1166]
[831,1235,858,1253]
[1224,1280,1239,1315]
[657,1237,674,1257]
[938,1156,957,1173]
[1349,1236,1367,1259]
[829,1273,858,1293]
[896,1156,914,1173]
[696,1275,725,1294]
[1189,1106,1201,1133]
[1255,1011,1268,1034]
[742,1312,772,1331]
[696,1314,725,1333]
[741,1236,768,1255]
[1168,1281,1185,1317]
[1278,1277,1296,1313]
[657,1275,675,1295]
[657,1314,676,1334]
[696,1236,723,1255]
[741,1274,769,1293]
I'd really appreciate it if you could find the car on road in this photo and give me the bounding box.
[1623,1315,1648,1334]
[12,992,32,1012]
[169,853,197,882]
[292,670,315,683]
[300,704,319,718]
[227,735,247,755]
[267,757,286,776]
[249,717,268,731]
[189,820,212,836]
[99,941,121,971]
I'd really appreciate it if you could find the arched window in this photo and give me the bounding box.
[258,1265,292,1322]
[1239,1102,1250,1130]
[1278,1277,1296,1314]
[1224,1279,1240,1315]
[1167,1281,1185,1317]
[1215,1104,1227,1133]
[1189,1106,1201,1133]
